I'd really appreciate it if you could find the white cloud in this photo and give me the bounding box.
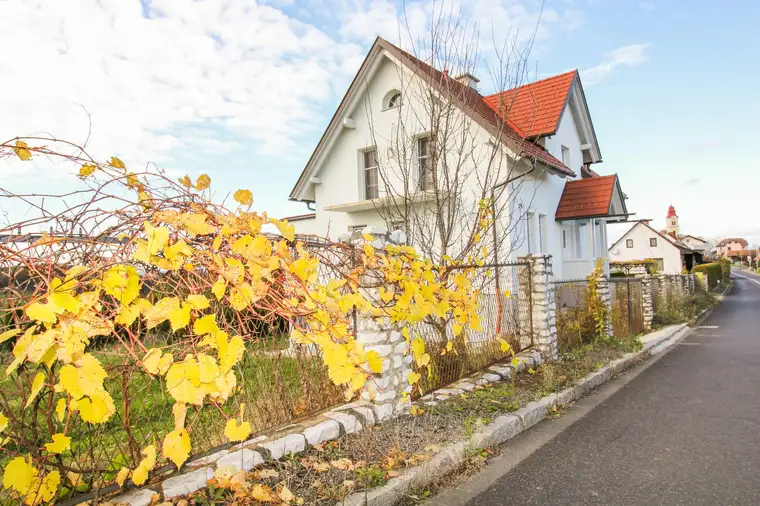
[581,44,649,84]
[0,0,364,178]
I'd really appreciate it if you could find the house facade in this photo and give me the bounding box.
[716,238,748,258]
[286,37,628,280]
[609,220,695,274]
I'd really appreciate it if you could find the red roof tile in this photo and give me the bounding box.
[484,71,577,138]
[555,175,617,220]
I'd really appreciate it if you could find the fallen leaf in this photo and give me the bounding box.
[250,483,277,502]
[330,458,354,471]
[278,484,296,504]
[386,470,402,478]
[257,469,279,479]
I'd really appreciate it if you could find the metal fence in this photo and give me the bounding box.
[413,262,533,394]
[609,277,645,337]
[553,278,593,349]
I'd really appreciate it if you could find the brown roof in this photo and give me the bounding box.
[483,71,577,138]
[555,175,618,220]
[727,249,757,257]
[717,238,748,247]
[282,213,316,222]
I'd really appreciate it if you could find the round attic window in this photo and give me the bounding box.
[384,90,402,109]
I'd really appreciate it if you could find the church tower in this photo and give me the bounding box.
[665,205,680,236]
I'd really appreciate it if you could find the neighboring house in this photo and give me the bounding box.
[716,238,748,258]
[680,234,711,252]
[608,221,696,274]
[286,37,629,280]
[726,249,758,263]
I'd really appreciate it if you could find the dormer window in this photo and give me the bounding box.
[383,90,402,110]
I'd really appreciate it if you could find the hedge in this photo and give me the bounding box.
[692,262,722,290]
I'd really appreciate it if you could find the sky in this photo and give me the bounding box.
[1,0,759,244]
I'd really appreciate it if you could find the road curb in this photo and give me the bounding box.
[338,323,691,506]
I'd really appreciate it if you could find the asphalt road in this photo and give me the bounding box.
[460,272,760,506]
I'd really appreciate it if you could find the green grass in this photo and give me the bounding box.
[0,337,343,501]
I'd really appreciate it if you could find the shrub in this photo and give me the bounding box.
[719,258,731,281]
[692,262,722,290]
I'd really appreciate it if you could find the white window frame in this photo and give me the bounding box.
[527,212,537,254]
[626,239,634,248]
[417,136,433,191]
[362,148,379,200]
[650,237,658,247]
[561,145,571,167]
[538,214,548,253]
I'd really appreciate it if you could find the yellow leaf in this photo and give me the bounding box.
[55,399,66,423]
[131,445,156,486]
[178,175,192,188]
[251,484,277,502]
[25,372,46,409]
[497,338,512,353]
[407,371,420,385]
[212,278,227,300]
[180,213,216,236]
[0,329,21,344]
[224,418,252,442]
[195,173,211,190]
[172,402,187,432]
[115,467,130,488]
[109,156,126,170]
[103,265,140,305]
[167,302,191,331]
[13,140,32,161]
[44,433,71,454]
[272,219,295,242]
[0,413,7,433]
[25,302,57,325]
[66,471,84,488]
[78,164,96,177]
[2,456,36,494]
[23,470,60,504]
[233,189,253,206]
[411,337,425,362]
[163,428,191,469]
[365,350,384,374]
[186,294,210,310]
[142,349,164,375]
[79,392,116,424]
[409,405,425,416]
[278,484,297,504]
[193,314,219,336]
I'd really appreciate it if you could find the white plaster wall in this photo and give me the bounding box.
[289,217,323,236]
[608,224,682,274]
[308,53,519,255]
[543,100,583,178]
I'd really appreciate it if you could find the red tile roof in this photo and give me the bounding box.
[555,175,618,220]
[483,71,577,138]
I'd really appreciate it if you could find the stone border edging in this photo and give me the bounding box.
[113,318,700,506]
[337,323,691,506]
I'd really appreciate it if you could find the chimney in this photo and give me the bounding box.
[454,72,480,90]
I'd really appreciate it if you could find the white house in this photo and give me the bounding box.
[608,221,695,274]
[286,37,628,280]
